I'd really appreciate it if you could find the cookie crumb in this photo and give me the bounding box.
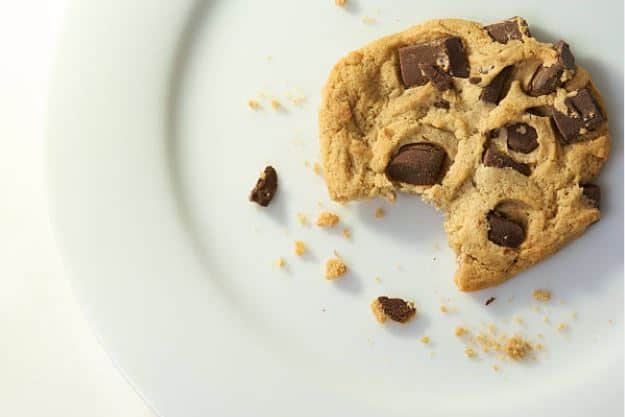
[374,208,385,218]
[543,316,550,324]
[454,326,468,337]
[247,99,261,110]
[342,228,351,239]
[325,258,347,280]
[296,213,309,225]
[492,364,500,372]
[316,211,340,228]
[374,276,382,284]
[313,162,322,176]
[294,241,306,256]
[249,166,278,207]
[440,305,449,313]
[557,322,568,332]
[532,289,552,302]
[335,0,347,5]
[275,257,285,268]
[505,335,532,360]
[420,336,430,344]
[361,16,375,24]
[371,296,416,324]
[571,311,578,319]
[464,347,477,358]
[270,99,282,109]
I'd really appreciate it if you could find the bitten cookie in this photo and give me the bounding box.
[319,17,610,291]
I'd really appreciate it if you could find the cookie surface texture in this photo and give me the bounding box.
[319,17,610,291]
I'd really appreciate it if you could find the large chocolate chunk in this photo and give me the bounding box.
[249,166,278,207]
[485,18,525,44]
[487,211,525,248]
[565,88,604,130]
[480,66,513,104]
[377,296,416,323]
[581,184,601,208]
[506,123,538,153]
[386,143,447,185]
[528,64,563,96]
[483,146,531,176]
[398,36,469,88]
[419,64,454,91]
[555,40,575,70]
[552,109,583,143]
[552,88,604,142]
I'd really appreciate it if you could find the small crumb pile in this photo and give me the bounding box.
[270,99,281,109]
[532,289,552,302]
[325,257,347,280]
[454,326,468,337]
[316,211,340,228]
[504,335,533,360]
[464,347,477,358]
[374,208,385,218]
[275,257,285,268]
[420,336,430,344]
[247,99,261,110]
[342,228,351,239]
[294,241,306,256]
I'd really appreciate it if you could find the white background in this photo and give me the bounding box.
[0,1,154,415]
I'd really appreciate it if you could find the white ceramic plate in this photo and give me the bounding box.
[47,1,623,416]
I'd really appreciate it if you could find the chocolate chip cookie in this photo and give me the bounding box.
[319,17,610,291]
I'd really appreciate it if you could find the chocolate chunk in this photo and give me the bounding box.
[483,146,531,176]
[552,88,604,142]
[552,109,583,143]
[249,166,278,207]
[469,76,482,84]
[506,123,538,153]
[485,19,523,43]
[565,88,604,130]
[386,143,447,185]
[487,211,525,248]
[398,36,469,88]
[444,36,470,78]
[419,64,454,91]
[526,106,553,117]
[485,296,496,306]
[377,296,416,323]
[480,66,513,104]
[555,40,575,70]
[528,64,563,96]
[581,184,601,208]
[433,99,450,109]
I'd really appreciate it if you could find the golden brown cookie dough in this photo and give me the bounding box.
[319,17,610,291]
